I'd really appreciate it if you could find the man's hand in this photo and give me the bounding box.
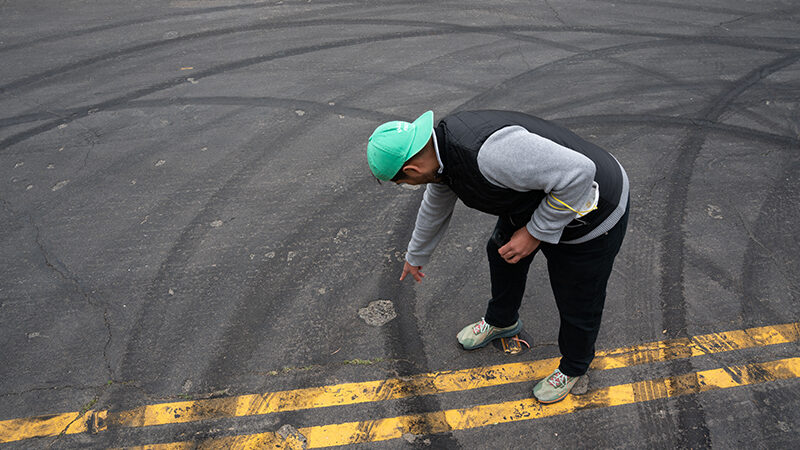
[498,227,541,264]
[400,261,425,283]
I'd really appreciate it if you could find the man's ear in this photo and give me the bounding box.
[402,164,423,177]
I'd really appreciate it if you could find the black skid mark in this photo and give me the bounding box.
[373,195,463,448]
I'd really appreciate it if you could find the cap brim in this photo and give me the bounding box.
[408,110,434,158]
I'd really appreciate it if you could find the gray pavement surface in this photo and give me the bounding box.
[1,0,799,448]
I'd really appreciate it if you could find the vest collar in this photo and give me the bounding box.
[432,130,444,174]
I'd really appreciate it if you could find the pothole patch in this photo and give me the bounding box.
[358,300,397,326]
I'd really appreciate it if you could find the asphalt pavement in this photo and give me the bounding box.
[1,0,799,448]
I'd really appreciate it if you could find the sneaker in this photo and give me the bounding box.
[533,369,579,404]
[456,317,522,350]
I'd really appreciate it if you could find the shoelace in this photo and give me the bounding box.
[547,370,570,388]
[472,318,490,335]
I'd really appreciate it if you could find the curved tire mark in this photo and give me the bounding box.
[659,51,800,448]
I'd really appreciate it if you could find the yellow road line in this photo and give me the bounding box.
[0,411,88,444]
[1,322,797,444]
[592,322,799,369]
[134,356,800,449]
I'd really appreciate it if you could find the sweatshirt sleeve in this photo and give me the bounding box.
[405,182,458,266]
[477,126,598,244]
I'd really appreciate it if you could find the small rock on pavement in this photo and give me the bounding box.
[358,300,397,326]
[572,373,590,395]
[277,424,307,449]
[402,433,431,445]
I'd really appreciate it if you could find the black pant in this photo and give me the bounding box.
[484,205,629,377]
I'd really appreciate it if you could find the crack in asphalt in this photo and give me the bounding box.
[26,213,114,375]
[0,195,116,445]
[47,394,99,449]
[28,220,114,447]
[543,0,567,25]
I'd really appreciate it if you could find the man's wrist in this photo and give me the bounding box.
[526,222,559,244]
[405,253,429,267]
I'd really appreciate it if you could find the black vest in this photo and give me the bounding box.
[436,110,622,242]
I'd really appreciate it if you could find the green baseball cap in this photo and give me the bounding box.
[367,110,434,181]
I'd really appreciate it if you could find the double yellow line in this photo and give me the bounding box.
[139,357,800,449]
[1,322,798,447]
